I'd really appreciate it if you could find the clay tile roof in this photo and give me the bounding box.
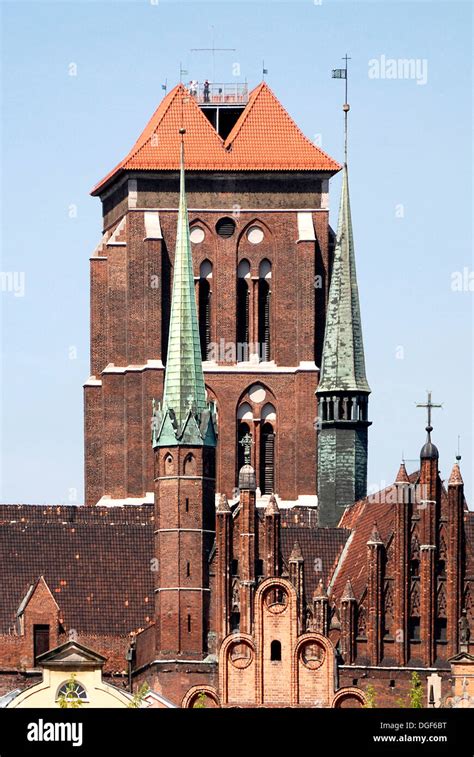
[0,505,154,635]
[395,462,410,484]
[223,82,341,172]
[330,473,420,604]
[280,519,350,602]
[448,463,464,486]
[91,82,341,195]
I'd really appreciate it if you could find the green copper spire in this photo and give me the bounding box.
[152,132,215,448]
[317,164,370,394]
[162,134,207,422]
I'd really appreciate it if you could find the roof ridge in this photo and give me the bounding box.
[125,84,184,163]
[223,82,266,147]
[225,82,340,168]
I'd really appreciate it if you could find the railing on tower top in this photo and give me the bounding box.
[188,82,249,105]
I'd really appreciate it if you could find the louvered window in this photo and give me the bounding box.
[260,422,275,495]
[198,278,211,360]
[237,279,249,350]
[258,278,271,361]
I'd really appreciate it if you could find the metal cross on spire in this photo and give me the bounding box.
[416,390,443,432]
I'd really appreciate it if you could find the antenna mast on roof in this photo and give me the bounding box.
[191,26,236,82]
[179,62,188,83]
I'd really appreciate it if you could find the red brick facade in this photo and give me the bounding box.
[0,83,472,711]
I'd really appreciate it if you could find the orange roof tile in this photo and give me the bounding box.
[92,82,341,195]
[224,82,340,172]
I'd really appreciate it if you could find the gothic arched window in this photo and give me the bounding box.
[198,260,212,361]
[258,259,271,362]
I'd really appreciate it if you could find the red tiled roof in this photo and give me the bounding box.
[0,505,154,635]
[280,514,350,602]
[330,492,396,605]
[91,82,341,194]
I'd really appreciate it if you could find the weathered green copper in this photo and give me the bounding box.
[316,162,371,527]
[152,136,216,448]
[317,164,370,394]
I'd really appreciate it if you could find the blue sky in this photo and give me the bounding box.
[0,0,472,504]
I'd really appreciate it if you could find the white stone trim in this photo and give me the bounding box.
[321,179,329,210]
[128,179,138,209]
[107,216,127,246]
[101,359,164,374]
[84,376,102,387]
[95,492,154,507]
[128,207,329,213]
[202,361,319,374]
[297,211,316,241]
[144,211,163,239]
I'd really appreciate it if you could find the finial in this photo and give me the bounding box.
[448,461,464,486]
[239,432,253,465]
[332,53,351,165]
[265,493,280,515]
[416,391,441,460]
[416,390,442,440]
[289,541,303,561]
[395,462,410,484]
[456,435,462,463]
[341,579,355,601]
[217,493,231,512]
[367,521,383,545]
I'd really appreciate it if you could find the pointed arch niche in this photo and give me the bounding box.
[236,385,277,494]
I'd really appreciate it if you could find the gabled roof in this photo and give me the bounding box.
[223,82,341,172]
[36,639,107,669]
[91,82,341,194]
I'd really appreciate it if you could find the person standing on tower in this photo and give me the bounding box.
[203,79,210,102]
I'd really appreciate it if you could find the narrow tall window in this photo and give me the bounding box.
[435,618,447,642]
[33,624,50,666]
[408,617,420,641]
[187,614,192,632]
[258,259,271,361]
[270,640,281,661]
[198,260,212,360]
[260,422,275,495]
[237,260,250,360]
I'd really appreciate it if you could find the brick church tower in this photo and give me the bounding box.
[85,82,341,508]
[151,134,217,665]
